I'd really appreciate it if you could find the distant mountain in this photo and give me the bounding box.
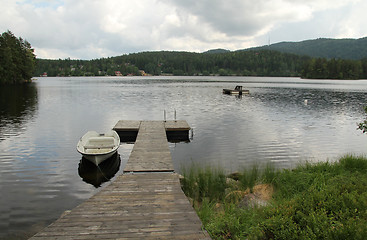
[246,37,367,60]
[203,48,230,54]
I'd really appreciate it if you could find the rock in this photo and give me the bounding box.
[238,193,268,208]
[225,190,248,203]
[226,177,241,190]
[238,184,273,209]
[227,172,241,180]
[253,184,273,201]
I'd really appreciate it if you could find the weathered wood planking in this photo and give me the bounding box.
[164,120,191,132]
[113,120,141,132]
[30,173,210,239]
[124,121,174,172]
[222,89,250,95]
[113,120,191,143]
[113,120,191,133]
[30,120,209,239]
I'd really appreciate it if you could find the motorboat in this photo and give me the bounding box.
[77,130,120,166]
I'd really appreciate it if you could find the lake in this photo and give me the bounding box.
[1,76,367,239]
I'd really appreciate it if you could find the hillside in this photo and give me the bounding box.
[35,50,307,77]
[34,37,367,79]
[247,37,367,60]
[203,49,230,54]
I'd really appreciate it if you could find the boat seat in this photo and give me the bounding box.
[85,148,113,154]
[84,137,115,149]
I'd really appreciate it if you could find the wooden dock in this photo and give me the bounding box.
[123,121,174,172]
[30,120,210,239]
[223,85,249,95]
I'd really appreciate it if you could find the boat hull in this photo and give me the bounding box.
[78,152,121,187]
[82,150,118,166]
[77,130,120,166]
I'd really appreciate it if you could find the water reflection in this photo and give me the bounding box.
[1,77,367,239]
[78,153,121,187]
[0,83,38,141]
[170,85,367,172]
[78,153,121,188]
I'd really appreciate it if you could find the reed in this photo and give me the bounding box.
[238,165,259,192]
[180,164,227,203]
[261,162,278,184]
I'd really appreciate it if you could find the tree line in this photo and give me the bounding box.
[301,58,367,79]
[1,31,367,81]
[35,50,308,77]
[0,30,36,84]
[35,50,367,79]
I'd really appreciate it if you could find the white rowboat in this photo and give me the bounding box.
[77,130,120,166]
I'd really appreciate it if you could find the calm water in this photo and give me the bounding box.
[1,76,367,239]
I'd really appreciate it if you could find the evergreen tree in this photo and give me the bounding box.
[0,30,36,84]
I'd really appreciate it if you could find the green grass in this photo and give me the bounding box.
[180,164,227,203]
[180,155,367,239]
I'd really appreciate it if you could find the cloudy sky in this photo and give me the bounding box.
[1,0,366,59]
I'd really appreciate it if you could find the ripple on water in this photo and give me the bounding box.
[2,77,367,239]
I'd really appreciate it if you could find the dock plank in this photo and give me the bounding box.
[164,120,191,131]
[124,121,174,172]
[30,120,210,239]
[30,173,209,240]
[113,120,141,131]
[113,120,191,132]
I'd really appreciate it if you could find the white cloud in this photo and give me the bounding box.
[334,0,367,38]
[0,0,366,59]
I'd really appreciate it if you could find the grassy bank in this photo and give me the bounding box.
[180,155,367,239]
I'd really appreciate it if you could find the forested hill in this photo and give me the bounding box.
[34,37,367,79]
[203,49,231,54]
[35,50,308,77]
[248,37,367,60]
